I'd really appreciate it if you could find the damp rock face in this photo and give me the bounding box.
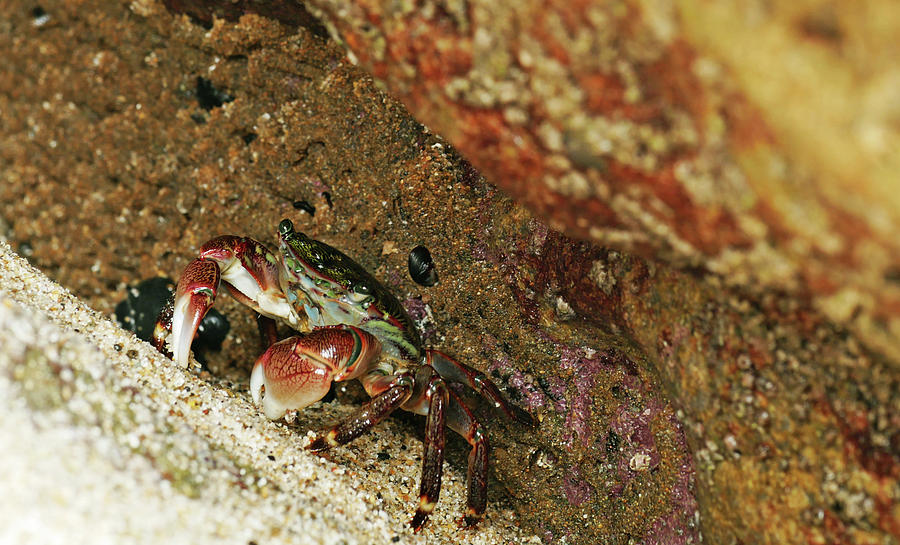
[298,0,900,368]
[1,2,898,544]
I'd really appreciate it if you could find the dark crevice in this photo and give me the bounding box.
[195,76,234,111]
[292,200,315,215]
[161,0,329,38]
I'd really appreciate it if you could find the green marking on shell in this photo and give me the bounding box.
[363,318,419,359]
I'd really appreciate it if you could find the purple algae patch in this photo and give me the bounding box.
[562,466,595,507]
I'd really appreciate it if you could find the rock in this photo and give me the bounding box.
[2,1,898,543]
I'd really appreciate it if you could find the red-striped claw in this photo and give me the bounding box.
[169,259,220,367]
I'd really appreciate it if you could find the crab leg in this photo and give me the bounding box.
[445,388,490,526]
[256,314,279,351]
[427,350,534,425]
[410,375,449,532]
[308,367,451,532]
[250,325,381,420]
[153,235,301,366]
[307,373,414,451]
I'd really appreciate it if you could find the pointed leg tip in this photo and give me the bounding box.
[410,511,429,533]
[307,432,338,453]
[458,513,482,528]
[306,437,328,452]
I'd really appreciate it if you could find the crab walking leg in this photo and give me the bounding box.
[445,388,490,526]
[410,376,449,532]
[307,374,414,451]
[427,350,534,425]
[251,326,381,420]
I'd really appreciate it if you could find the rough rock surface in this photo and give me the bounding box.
[1,1,898,544]
[300,0,900,367]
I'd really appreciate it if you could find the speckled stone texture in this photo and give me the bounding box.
[301,0,900,367]
[1,1,898,544]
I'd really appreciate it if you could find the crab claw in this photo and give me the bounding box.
[169,258,221,366]
[250,326,382,420]
[251,336,333,419]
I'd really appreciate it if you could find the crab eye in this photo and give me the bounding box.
[354,283,371,294]
[278,219,294,236]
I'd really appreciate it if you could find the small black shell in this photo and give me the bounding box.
[292,200,315,216]
[408,245,438,287]
[114,277,176,341]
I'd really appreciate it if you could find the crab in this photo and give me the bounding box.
[152,219,533,531]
